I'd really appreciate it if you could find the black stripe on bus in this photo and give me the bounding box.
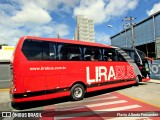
[86,78,135,88]
[13,79,135,99]
[13,87,70,99]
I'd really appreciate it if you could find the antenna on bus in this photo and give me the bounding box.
[57,33,60,39]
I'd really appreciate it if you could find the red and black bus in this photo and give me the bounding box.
[10,36,149,104]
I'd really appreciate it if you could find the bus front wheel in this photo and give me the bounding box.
[70,84,85,101]
[135,76,140,86]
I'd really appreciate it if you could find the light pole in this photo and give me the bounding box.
[108,25,127,47]
[108,25,114,28]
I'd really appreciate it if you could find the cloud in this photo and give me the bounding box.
[147,2,160,16]
[0,22,70,46]
[0,27,26,45]
[74,0,139,24]
[16,0,79,14]
[74,0,106,24]
[95,32,111,45]
[26,22,70,38]
[11,2,52,25]
[55,24,70,37]
[0,0,140,46]
[105,0,138,18]
[0,0,71,46]
[50,0,79,13]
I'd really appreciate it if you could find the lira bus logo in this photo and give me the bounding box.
[86,66,135,83]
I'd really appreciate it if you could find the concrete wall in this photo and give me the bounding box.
[0,62,11,81]
[0,46,14,61]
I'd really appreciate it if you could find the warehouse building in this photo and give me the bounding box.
[111,11,160,59]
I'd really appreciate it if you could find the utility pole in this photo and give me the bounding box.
[123,17,136,48]
[122,24,128,47]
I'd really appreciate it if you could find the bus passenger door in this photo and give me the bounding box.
[44,42,60,96]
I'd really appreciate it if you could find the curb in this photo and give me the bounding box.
[0,89,9,91]
[149,79,160,83]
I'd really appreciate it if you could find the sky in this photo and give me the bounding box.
[0,0,160,46]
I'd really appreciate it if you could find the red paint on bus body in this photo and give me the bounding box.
[10,36,146,103]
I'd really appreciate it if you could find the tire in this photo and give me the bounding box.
[11,102,23,110]
[70,84,85,101]
[135,76,140,86]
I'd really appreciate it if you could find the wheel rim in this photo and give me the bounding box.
[74,87,83,98]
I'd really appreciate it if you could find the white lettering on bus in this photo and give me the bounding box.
[116,66,125,79]
[86,65,135,84]
[86,67,96,83]
[108,66,115,81]
[98,66,107,81]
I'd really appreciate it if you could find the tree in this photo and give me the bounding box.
[0,44,8,46]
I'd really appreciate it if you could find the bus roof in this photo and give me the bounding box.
[19,36,115,49]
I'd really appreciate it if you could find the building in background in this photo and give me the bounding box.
[0,46,14,62]
[74,15,95,42]
[110,11,160,59]
[0,46,14,80]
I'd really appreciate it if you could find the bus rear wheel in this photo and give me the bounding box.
[70,84,85,101]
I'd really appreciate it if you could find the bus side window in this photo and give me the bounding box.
[134,52,141,64]
[103,48,116,61]
[116,51,126,62]
[41,41,56,61]
[22,39,43,60]
[84,46,101,61]
[49,42,56,60]
[58,43,82,61]
[22,39,57,61]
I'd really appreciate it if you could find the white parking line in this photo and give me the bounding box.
[84,96,118,102]
[86,100,127,107]
[56,99,126,111]
[55,96,118,111]
[54,105,141,120]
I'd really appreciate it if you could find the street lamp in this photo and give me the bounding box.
[108,25,127,47]
[108,25,114,28]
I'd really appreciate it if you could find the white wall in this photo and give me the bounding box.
[0,46,14,61]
